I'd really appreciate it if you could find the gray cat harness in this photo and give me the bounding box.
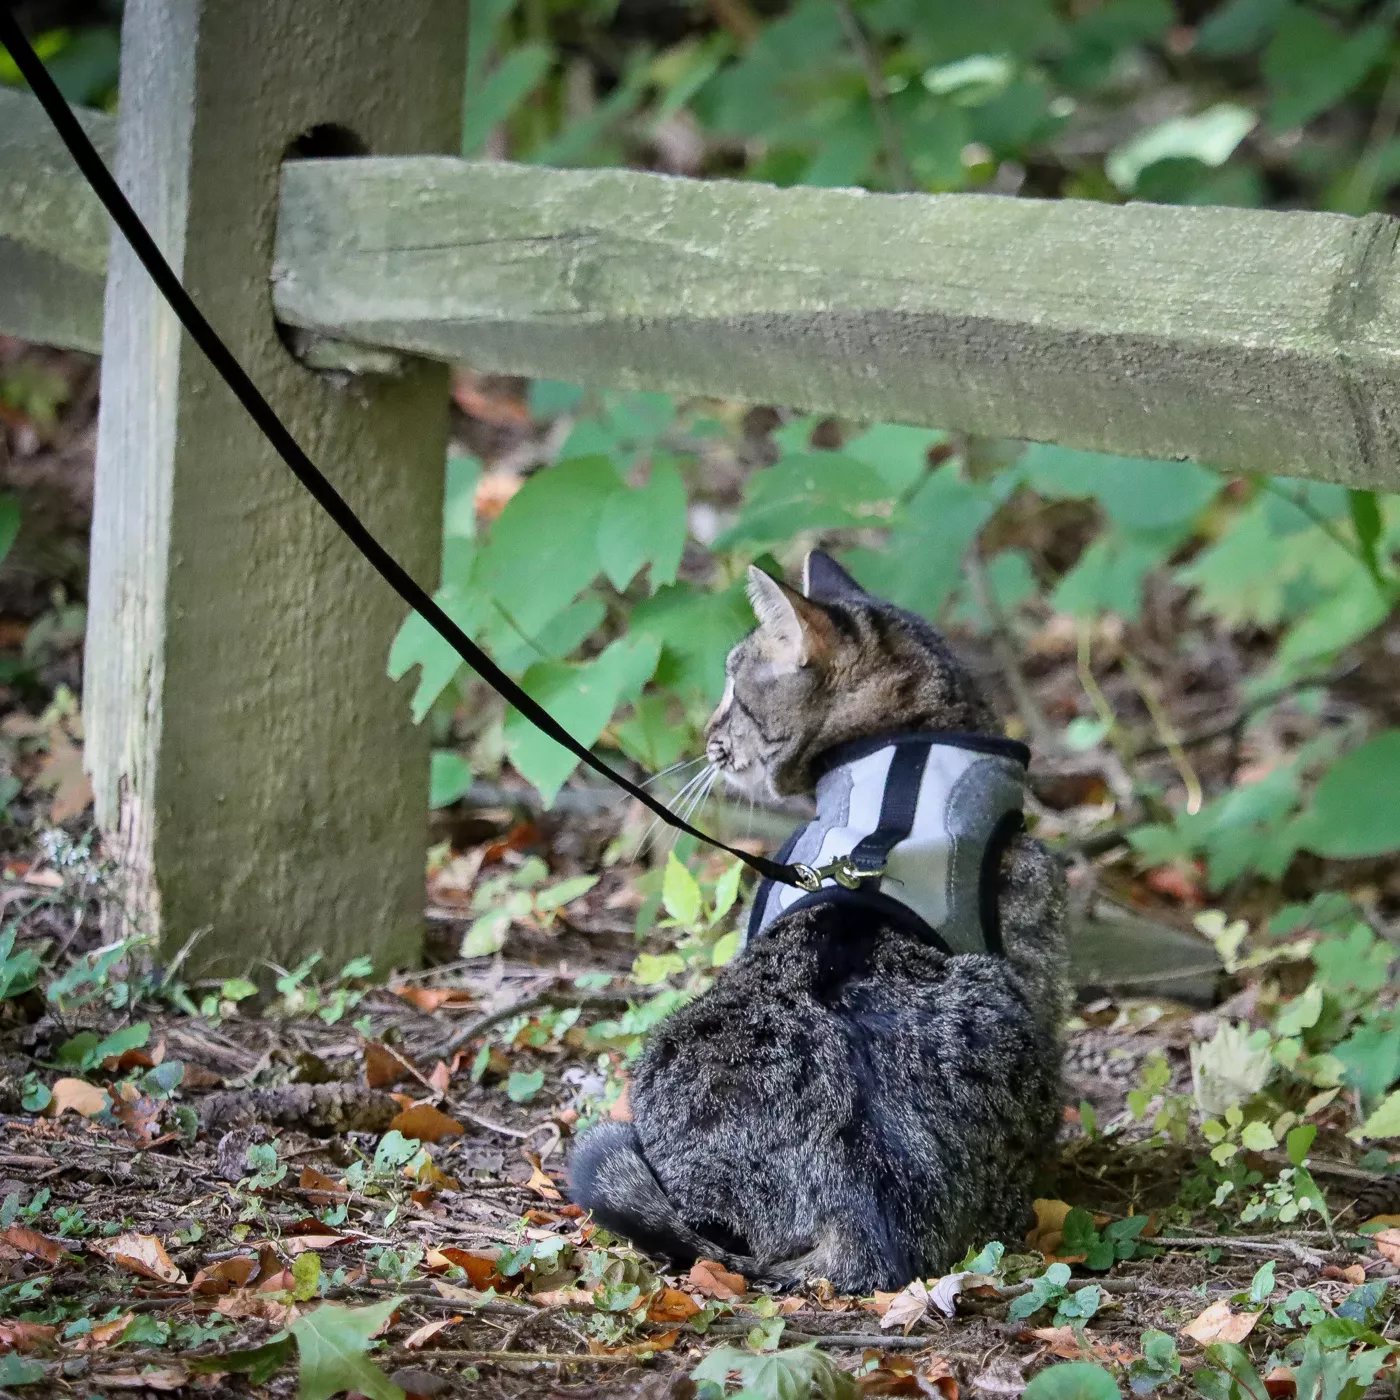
[745,732,1031,957]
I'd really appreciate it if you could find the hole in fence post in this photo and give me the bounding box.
[276,124,406,376]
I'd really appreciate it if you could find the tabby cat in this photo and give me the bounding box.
[569,551,1068,1292]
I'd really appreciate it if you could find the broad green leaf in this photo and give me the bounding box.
[503,634,662,804]
[1106,104,1255,191]
[1274,570,1390,675]
[1240,1120,1276,1151]
[506,1068,545,1104]
[1355,1089,1400,1140]
[535,875,600,912]
[1273,982,1322,1037]
[441,455,482,544]
[662,854,703,926]
[388,586,493,724]
[692,1341,857,1399]
[1350,490,1384,584]
[1022,1361,1120,1400]
[0,1354,45,1386]
[715,452,893,550]
[633,951,687,985]
[1286,1123,1317,1166]
[1335,1022,1400,1109]
[1052,533,1175,621]
[710,860,744,924]
[477,456,624,637]
[461,908,511,958]
[1248,1260,1276,1305]
[844,424,946,493]
[632,580,753,702]
[614,692,689,772]
[1264,12,1388,131]
[711,930,741,966]
[463,43,552,155]
[1296,732,1400,857]
[288,1299,403,1400]
[428,752,472,810]
[1021,444,1219,534]
[596,458,688,592]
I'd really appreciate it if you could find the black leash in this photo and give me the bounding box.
[0,11,806,890]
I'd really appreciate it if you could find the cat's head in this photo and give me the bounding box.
[704,551,996,800]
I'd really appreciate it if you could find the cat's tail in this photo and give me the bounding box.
[567,1121,752,1275]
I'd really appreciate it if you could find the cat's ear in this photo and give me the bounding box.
[801,550,869,604]
[747,565,834,666]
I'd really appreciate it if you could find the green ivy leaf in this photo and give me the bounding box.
[428,752,472,810]
[288,1299,403,1400]
[1355,1088,1400,1140]
[1022,1361,1120,1400]
[506,1068,545,1104]
[662,854,703,926]
[1296,732,1400,858]
[596,458,688,592]
[0,1353,45,1387]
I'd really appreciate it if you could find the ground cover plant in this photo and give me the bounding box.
[7,0,1400,1396]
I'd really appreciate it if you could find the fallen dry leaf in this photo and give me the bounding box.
[432,1280,485,1304]
[1264,1366,1296,1400]
[0,1320,57,1351]
[1364,1214,1400,1228]
[1321,1264,1367,1285]
[880,1279,930,1334]
[587,1328,679,1357]
[95,1368,189,1391]
[2,1224,64,1264]
[92,1233,185,1284]
[299,1165,347,1203]
[363,1040,412,1089]
[427,1060,452,1094]
[532,1287,595,1308]
[525,1153,562,1201]
[387,1102,465,1143]
[391,984,475,1013]
[38,729,93,823]
[647,1287,701,1323]
[1028,1327,1138,1365]
[190,1256,258,1296]
[72,1313,134,1351]
[47,1076,109,1118]
[214,1290,296,1325]
[404,1316,462,1350]
[859,1350,959,1399]
[970,1359,1026,1397]
[689,1258,746,1300]
[1370,1229,1400,1266]
[1181,1300,1261,1346]
[430,1248,500,1290]
[1024,1198,1085,1263]
[110,1082,162,1143]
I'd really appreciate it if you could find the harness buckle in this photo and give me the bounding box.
[791,855,883,892]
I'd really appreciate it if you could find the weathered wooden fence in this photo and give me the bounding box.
[3,2,1400,973]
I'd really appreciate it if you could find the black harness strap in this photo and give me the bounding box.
[847,742,929,878]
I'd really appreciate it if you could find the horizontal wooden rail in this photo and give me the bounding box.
[0,87,112,353]
[7,85,1400,486]
[273,158,1400,487]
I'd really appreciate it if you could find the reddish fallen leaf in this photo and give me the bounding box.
[47,1077,109,1118]
[859,1349,959,1398]
[689,1259,746,1301]
[1322,1264,1367,1285]
[363,1040,412,1089]
[2,1225,64,1264]
[1370,1229,1400,1266]
[180,1062,223,1089]
[1264,1366,1296,1400]
[0,1320,57,1351]
[92,1232,185,1284]
[110,1082,162,1143]
[276,1235,346,1258]
[404,1316,462,1350]
[524,1208,561,1227]
[426,1060,451,1095]
[391,984,475,1013]
[432,1248,500,1290]
[388,1102,465,1143]
[38,730,93,823]
[558,1203,585,1219]
[451,369,531,430]
[587,1328,679,1357]
[299,1165,348,1203]
[1181,1300,1261,1346]
[1143,862,1204,907]
[190,1256,258,1296]
[647,1287,701,1323]
[94,1368,189,1391]
[1028,1327,1138,1365]
[778,1296,806,1315]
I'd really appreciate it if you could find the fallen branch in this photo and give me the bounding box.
[439,990,633,1056]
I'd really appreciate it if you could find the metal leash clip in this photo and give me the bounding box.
[792,855,883,892]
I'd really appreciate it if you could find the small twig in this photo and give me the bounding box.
[1121,654,1203,815]
[496,1302,570,1352]
[965,548,1056,752]
[455,1105,531,1141]
[832,0,916,191]
[1151,1235,1328,1267]
[383,1347,645,1365]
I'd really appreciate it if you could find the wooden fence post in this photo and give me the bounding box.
[85,0,466,976]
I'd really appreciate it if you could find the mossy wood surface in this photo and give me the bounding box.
[274,157,1400,487]
[0,87,112,352]
[84,0,465,975]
